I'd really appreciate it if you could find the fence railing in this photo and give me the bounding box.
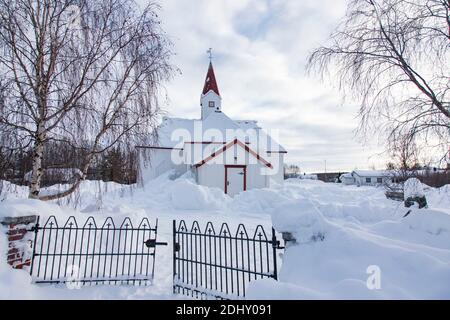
[30,216,160,286]
[173,220,283,299]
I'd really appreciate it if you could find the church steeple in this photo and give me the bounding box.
[201,52,222,119]
[202,62,220,96]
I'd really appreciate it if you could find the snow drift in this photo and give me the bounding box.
[246,179,450,299]
[0,173,449,299]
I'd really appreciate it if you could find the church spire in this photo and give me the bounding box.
[201,49,222,119]
[202,52,220,96]
[202,62,220,96]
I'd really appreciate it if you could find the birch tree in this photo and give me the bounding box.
[0,0,173,199]
[308,0,449,162]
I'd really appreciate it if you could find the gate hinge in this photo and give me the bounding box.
[273,240,285,250]
[29,224,39,233]
[144,239,168,248]
[174,243,180,252]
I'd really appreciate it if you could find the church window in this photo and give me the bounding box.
[209,101,215,108]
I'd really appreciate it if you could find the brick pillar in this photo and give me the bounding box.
[1,216,38,270]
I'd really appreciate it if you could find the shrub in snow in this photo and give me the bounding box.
[404,178,425,198]
[404,178,428,209]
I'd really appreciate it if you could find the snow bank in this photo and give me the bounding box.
[1,173,450,300]
[248,215,450,299]
[245,180,450,299]
[167,173,230,211]
[425,184,450,211]
[270,198,332,243]
[0,180,29,201]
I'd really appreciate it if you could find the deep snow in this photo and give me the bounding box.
[0,174,449,299]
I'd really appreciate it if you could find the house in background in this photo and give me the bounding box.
[137,61,287,196]
[340,170,392,186]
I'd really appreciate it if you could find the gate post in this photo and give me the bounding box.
[1,215,39,270]
[271,227,278,281]
[172,219,176,294]
[29,216,40,276]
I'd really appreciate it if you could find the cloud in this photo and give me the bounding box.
[147,0,387,172]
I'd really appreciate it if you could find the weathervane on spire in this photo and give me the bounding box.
[207,48,213,62]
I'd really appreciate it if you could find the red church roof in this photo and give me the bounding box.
[202,62,220,96]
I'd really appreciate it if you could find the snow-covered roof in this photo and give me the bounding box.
[156,117,195,148]
[154,111,286,153]
[351,170,392,178]
[235,120,260,130]
[202,110,240,132]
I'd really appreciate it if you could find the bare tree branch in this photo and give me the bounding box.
[0,0,174,200]
[308,0,449,163]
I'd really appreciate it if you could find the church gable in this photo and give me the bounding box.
[194,139,273,169]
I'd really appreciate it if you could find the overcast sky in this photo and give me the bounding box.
[150,0,387,173]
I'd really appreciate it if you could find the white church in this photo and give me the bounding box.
[138,60,287,196]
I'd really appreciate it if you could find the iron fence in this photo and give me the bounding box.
[173,220,283,300]
[30,215,163,286]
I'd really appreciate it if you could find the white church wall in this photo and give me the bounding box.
[197,164,225,190]
[196,145,274,192]
[197,163,268,193]
[246,164,269,190]
[184,143,219,165]
[138,148,187,183]
[197,146,239,192]
[264,152,285,186]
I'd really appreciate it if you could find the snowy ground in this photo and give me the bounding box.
[0,173,449,299]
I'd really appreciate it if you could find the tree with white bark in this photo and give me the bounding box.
[308,0,449,163]
[0,0,173,200]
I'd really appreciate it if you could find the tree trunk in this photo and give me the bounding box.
[28,127,46,199]
[38,153,94,201]
[38,176,82,201]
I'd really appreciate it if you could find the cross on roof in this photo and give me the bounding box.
[202,55,220,96]
[207,48,213,62]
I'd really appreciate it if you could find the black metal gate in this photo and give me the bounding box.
[172,220,283,299]
[30,216,166,286]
